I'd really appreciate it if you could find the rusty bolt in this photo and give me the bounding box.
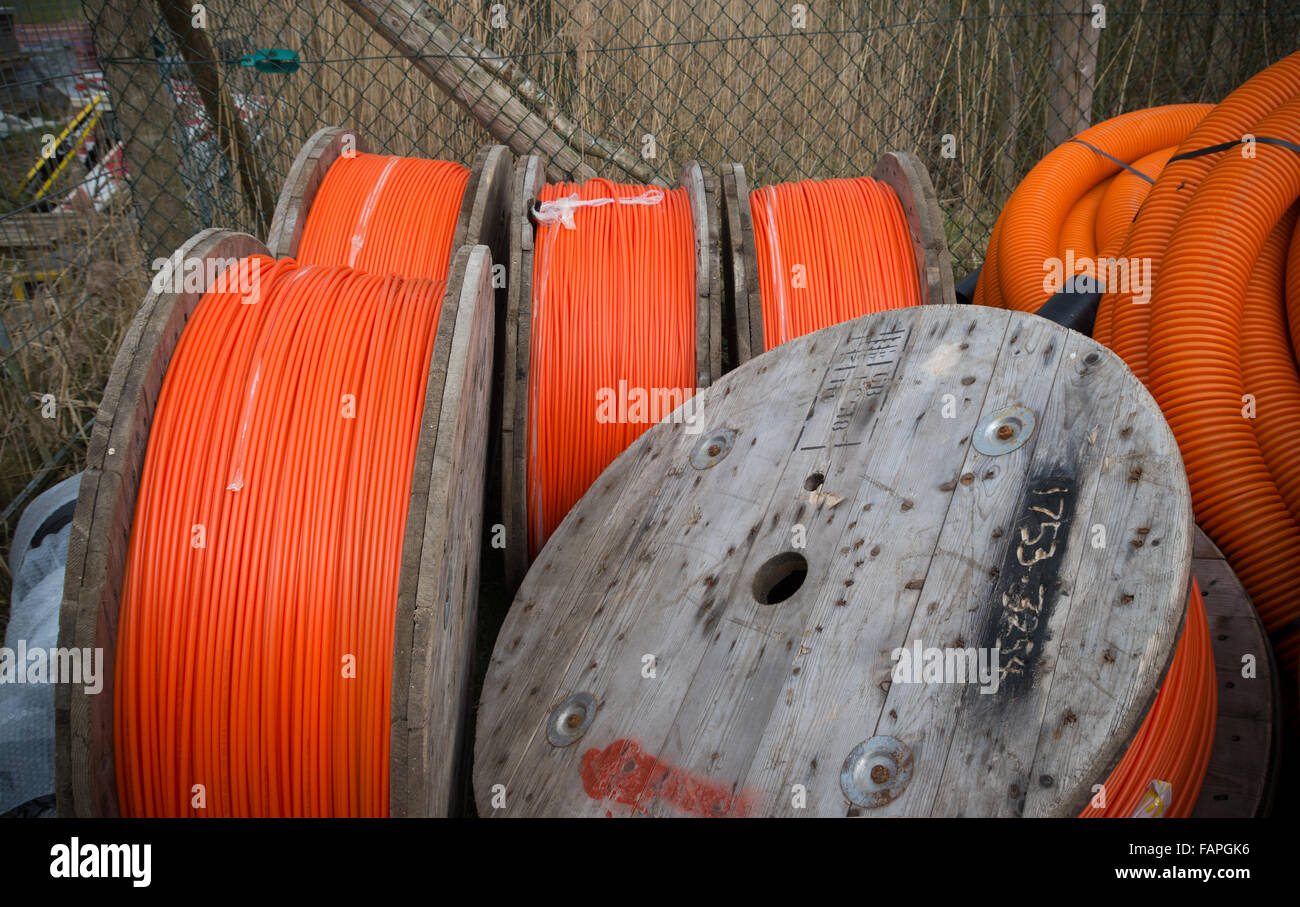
[870,764,890,784]
[707,444,720,457]
[996,424,1014,440]
[565,713,583,729]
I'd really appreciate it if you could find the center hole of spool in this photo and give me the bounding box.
[804,472,825,491]
[752,552,808,605]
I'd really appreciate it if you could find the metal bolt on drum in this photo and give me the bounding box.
[546,692,596,747]
[841,735,914,808]
[690,428,736,470]
[972,404,1036,456]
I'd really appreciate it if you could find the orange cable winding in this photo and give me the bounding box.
[297,151,469,281]
[526,179,697,557]
[749,176,923,350]
[116,153,466,816]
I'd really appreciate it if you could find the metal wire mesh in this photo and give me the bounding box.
[1,0,1298,618]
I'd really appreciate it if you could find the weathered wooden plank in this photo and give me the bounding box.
[473,305,1192,817]
[872,151,957,307]
[451,144,513,260]
[56,229,269,817]
[679,160,723,386]
[390,244,495,816]
[500,154,545,595]
[266,126,367,258]
[720,162,760,366]
[1189,528,1277,817]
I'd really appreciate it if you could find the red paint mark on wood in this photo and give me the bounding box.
[580,738,749,817]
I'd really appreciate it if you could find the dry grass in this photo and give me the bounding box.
[0,201,147,633]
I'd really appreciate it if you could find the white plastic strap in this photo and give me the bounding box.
[532,188,665,229]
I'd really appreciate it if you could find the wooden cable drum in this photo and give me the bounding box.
[721,154,956,365]
[1189,528,1279,817]
[498,154,723,593]
[53,229,496,817]
[474,305,1198,817]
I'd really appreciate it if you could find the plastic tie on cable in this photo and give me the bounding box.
[532,188,665,229]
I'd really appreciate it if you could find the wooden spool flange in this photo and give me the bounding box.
[475,305,1193,817]
[498,156,723,594]
[265,126,512,270]
[265,126,367,258]
[54,230,496,817]
[722,154,955,366]
[1190,527,1278,817]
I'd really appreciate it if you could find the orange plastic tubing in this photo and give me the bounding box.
[297,151,469,280]
[749,177,922,350]
[1080,581,1216,818]
[526,179,697,557]
[977,104,1211,313]
[1240,206,1300,527]
[1146,95,1300,659]
[115,153,466,817]
[1095,146,1174,260]
[1101,51,1300,382]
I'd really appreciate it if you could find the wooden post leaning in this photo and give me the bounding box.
[499,156,723,594]
[53,231,497,817]
[722,153,955,365]
[475,305,1196,817]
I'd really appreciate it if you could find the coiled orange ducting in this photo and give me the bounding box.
[1080,581,1216,818]
[749,177,923,349]
[115,154,467,817]
[526,179,697,557]
[976,103,1212,314]
[1145,94,1300,668]
[1101,51,1300,382]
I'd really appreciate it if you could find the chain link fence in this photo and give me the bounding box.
[2,0,1298,619]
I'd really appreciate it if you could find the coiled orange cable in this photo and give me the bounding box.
[526,179,697,556]
[115,154,467,816]
[297,151,469,280]
[1080,581,1216,818]
[749,177,923,350]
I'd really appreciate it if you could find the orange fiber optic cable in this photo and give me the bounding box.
[526,178,698,557]
[115,154,467,817]
[296,151,469,280]
[749,176,923,349]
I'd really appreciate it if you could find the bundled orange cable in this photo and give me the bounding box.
[526,179,697,557]
[116,261,446,816]
[115,153,467,817]
[1080,581,1216,818]
[750,177,922,350]
[297,151,469,280]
